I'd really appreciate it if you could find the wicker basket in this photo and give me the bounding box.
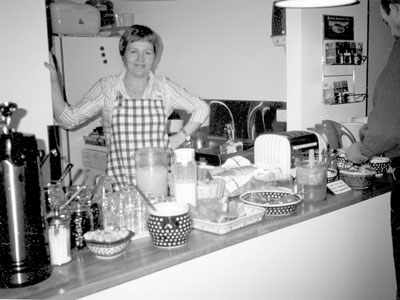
[193,205,265,235]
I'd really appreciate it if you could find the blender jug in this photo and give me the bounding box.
[0,102,51,288]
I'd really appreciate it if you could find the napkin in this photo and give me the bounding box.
[213,156,256,195]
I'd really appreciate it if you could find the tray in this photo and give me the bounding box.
[193,205,265,235]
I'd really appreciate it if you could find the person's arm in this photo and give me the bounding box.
[163,76,210,149]
[169,121,202,149]
[44,52,66,121]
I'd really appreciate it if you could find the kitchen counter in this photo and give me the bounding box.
[1,175,396,300]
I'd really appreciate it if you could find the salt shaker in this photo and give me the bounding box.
[48,214,72,266]
[172,148,197,206]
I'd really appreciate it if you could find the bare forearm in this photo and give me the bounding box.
[51,78,66,120]
[169,121,201,149]
[44,54,66,120]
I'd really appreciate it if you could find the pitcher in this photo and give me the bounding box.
[135,148,168,198]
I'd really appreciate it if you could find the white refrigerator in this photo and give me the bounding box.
[53,35,123,185]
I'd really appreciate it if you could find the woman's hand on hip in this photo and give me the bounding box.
[169,131,186,149]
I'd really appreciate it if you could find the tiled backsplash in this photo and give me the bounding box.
[173,100,287,140]
[206,100,287,140]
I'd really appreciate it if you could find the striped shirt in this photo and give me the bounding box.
[58,70,210,149]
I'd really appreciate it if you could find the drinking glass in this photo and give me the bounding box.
[296,161,327,201]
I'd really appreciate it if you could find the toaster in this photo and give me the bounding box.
[254,131,323,175]
[50,1,101,36]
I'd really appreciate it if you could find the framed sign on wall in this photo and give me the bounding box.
[323,15,354,40]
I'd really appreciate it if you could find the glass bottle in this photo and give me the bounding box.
[172,148,197,206]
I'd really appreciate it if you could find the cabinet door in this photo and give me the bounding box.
[59,36,123,104]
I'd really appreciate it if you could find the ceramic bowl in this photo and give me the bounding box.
[147,202,193,248]
[336,153,354,170]
[327,168,338,183]
[84,229,134,258]
[339,167,376,189]
[368,156,390,177]
[239,190,302,216]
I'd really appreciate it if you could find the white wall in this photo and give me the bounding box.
[114,0,287,101]
[0,0,53,150]
[286,0,369,130]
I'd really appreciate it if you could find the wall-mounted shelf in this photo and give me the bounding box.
[322,40,367,105]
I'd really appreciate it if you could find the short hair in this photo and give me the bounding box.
[381,0,400,15]
[119,24,160,57]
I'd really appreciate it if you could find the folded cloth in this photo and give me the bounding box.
[221,156,252,168]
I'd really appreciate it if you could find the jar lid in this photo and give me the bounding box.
[174,148,195,164]
[50,214,69,226]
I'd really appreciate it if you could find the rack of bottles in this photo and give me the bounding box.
[322,41,367,105]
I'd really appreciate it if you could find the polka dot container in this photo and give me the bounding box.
[147,203,192,248]
[367,156,390,177]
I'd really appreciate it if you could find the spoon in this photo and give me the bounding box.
[132,184,157,212]
[80,169,91,186]
[59,186,87,211]
[51,163,73,184]
[89,175,106,203]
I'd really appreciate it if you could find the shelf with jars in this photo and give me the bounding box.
[322,40,367,105]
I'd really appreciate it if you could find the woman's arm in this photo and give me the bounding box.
[44,52,66,121]
[169,120,202,149]
[163,76,210,149]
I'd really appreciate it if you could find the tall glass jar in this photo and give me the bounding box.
[135,148,168,198]
[172,148,197,206]
[48,214,71,266]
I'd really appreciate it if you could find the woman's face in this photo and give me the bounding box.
[123,40,155,78]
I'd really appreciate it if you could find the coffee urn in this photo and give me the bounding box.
[0,103,52,288]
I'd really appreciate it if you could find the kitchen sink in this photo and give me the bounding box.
[194,137,225,152]
[194,137,254,166]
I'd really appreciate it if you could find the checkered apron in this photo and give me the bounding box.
[107,92,170,190]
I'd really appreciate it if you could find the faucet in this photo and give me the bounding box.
[209,101,236,141]
[247,102,270,140]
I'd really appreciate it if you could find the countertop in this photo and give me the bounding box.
[1,175,395,300]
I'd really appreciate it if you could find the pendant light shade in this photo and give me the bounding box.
[274,0,359,8]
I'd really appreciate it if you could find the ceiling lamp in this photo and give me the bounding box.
[274,0,359,8]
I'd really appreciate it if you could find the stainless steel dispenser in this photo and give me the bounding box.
[0,102,52,288]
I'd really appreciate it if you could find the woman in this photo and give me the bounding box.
[45,24,209,190]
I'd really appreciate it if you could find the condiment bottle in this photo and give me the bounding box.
[70,202,91,250]
[172,148,197,206]
[48,213,71,266]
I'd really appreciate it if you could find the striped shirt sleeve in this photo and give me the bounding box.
[58,76,118,129]
[162,76,210,125]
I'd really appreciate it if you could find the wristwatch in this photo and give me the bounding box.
[181,128,191,142]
